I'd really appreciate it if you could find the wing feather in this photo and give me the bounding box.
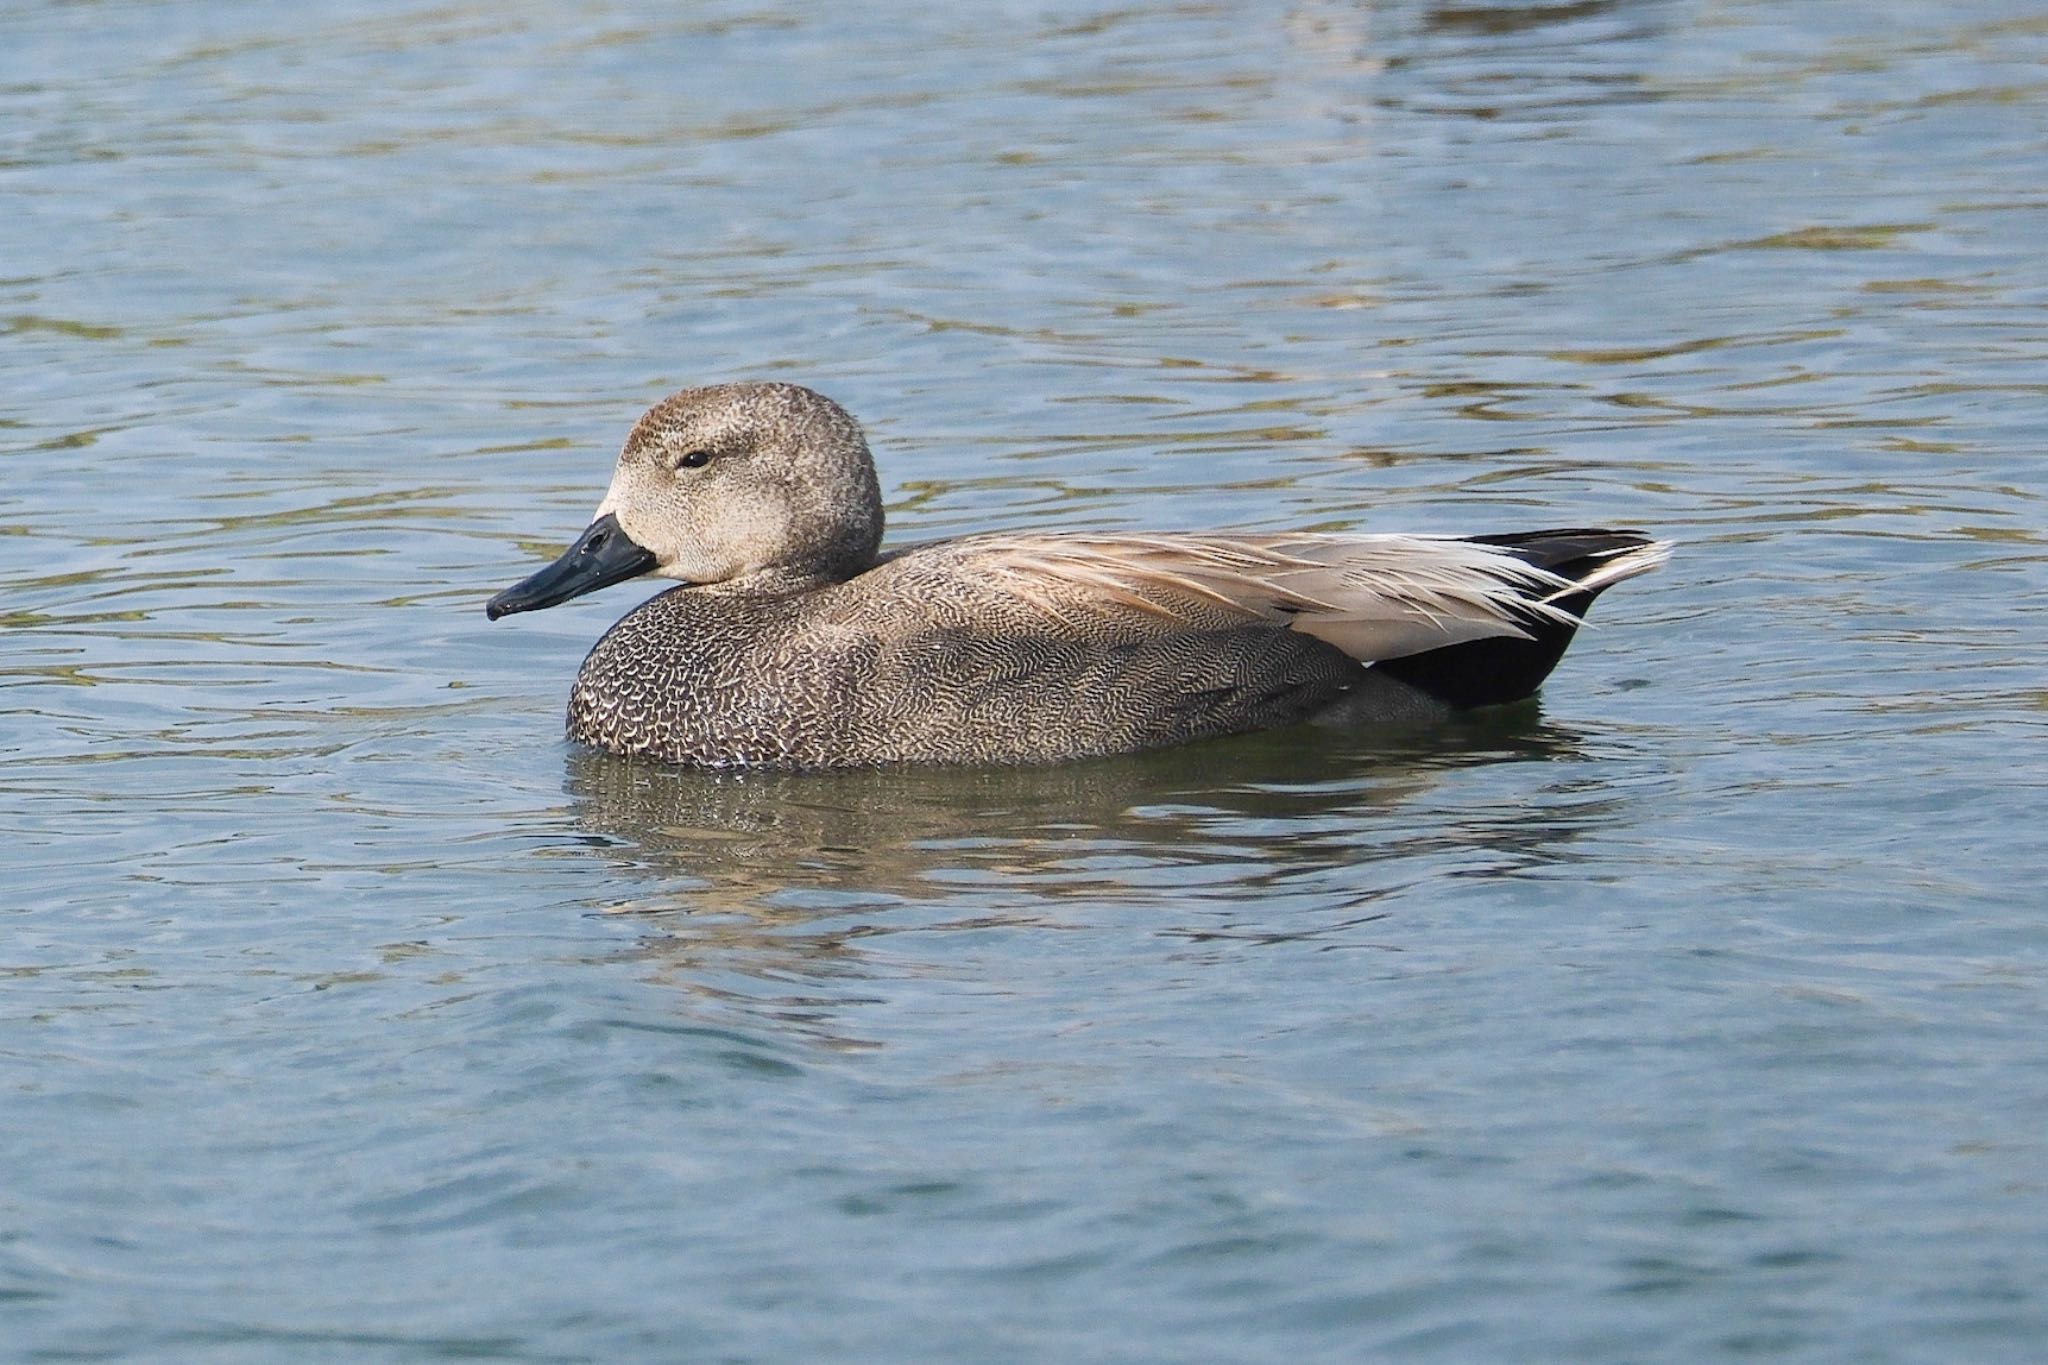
[935,531,1596,664]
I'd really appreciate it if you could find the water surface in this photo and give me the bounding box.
[5,1,2047,1360]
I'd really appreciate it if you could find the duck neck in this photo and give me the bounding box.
[697,564,847,599]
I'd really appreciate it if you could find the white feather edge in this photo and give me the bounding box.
[1543,538,1673,602]
[944,531,1669,665]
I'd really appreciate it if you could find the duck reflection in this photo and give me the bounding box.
[564,703,1622,977]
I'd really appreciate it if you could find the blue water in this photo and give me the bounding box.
[5,1,2046,1360]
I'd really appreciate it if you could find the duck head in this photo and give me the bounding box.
[486,382,885,619]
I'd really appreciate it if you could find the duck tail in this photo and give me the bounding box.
[1371,529,1670,709]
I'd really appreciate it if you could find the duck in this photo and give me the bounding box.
[486,382,1669,769]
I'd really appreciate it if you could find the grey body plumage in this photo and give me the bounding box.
[488,383,1669,769]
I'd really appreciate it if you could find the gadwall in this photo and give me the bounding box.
[487,383,1669,768]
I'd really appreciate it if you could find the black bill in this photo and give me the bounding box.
[485,513,658,620]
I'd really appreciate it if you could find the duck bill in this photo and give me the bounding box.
[486,513,659,620]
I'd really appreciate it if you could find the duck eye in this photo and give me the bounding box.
[675,449,712,470]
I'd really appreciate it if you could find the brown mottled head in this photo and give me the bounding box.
[596,382,884,587]
[487,383,885,619]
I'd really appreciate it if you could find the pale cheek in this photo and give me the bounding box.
[712,502,793,575]
[658,537,728,583]
[614,508,700,579]
[596,470,793,584]
[592,467,644,524]
[601,473,688,566]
